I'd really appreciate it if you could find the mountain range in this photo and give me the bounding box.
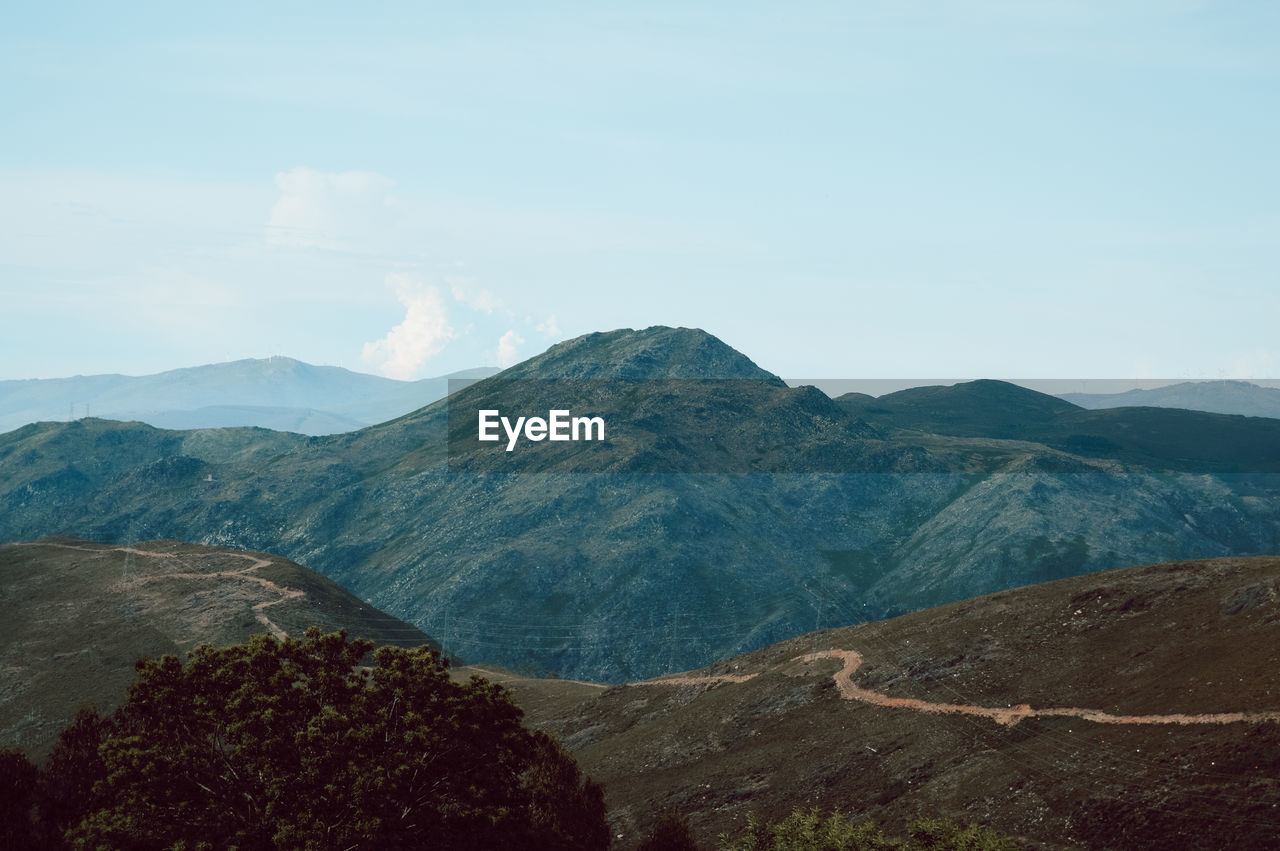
[0,357,498,435]
[2,327,1280,682]
[1059,379,1280,419]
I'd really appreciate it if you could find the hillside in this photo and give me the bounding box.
[505,555,1280,849]
[0,357,498,435]
[2,328,1280,681]
[0,537,433,761]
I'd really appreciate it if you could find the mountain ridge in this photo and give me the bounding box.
[3,327,1280,681]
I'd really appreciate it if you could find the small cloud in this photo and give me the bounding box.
[497,330,525,368]
[535,314,560,338]
[448,277,502,314]
[267,167,396,250]
[361,274,455,379]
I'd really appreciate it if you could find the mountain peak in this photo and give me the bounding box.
[505,326,784,384]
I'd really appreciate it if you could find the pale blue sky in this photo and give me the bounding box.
[2,2,1277,381]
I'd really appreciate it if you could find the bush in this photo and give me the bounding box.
[56,628,609,849]
[640,809,700,850]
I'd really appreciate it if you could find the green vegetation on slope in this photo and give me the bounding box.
[719,809,1018,850]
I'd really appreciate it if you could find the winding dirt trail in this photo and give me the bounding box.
[630,647,1280,728]
[18,542,304,640]
[797,648,1280,728]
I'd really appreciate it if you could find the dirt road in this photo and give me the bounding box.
[18,541,303,640]
[796,648,1280,727]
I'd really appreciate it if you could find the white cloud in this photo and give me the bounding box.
[361,274,455,379]
[267,167,397,251]
[449,277,502,313]
[497,330,525,368]
[535,314,561,338]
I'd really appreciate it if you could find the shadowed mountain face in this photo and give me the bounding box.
[2,327,1280,681]
[504,556,1280,850]
[0,537,433,761]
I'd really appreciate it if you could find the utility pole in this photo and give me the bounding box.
[669,604,680,671]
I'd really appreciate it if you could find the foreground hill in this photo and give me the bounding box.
[0,357,497,434]
[0,538,433,761]
[2,328,1280,681]
[505,556,1280,849]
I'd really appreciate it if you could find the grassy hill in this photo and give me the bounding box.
[0,537,433,761]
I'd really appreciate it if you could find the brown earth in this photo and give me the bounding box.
[491,556,1280,850]
[6,538,1280,848]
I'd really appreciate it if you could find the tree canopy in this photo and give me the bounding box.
[45,628,608,849]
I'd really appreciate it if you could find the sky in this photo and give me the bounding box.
[2,1,1277,382]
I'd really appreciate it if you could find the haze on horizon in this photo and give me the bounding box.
[2,2,1277,382]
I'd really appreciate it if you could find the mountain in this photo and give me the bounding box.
[1061,379,1280,419]
[2,327,1280,682]
[0,357,499,435]
[506,555,1280,849]
[0,537,434,761]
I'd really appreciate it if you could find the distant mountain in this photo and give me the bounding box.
[512,555,1280,849]
[109,404,370,434]
[0,357,498,435]
[1060,379,1280,419]
[2,327,1280,682]
[0,537,434,761]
